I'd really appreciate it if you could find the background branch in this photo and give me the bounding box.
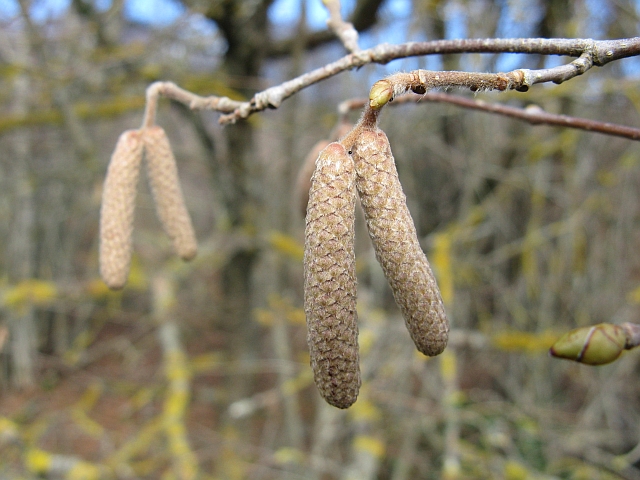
[337,92,640,141]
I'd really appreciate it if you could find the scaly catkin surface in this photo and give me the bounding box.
[304,142,360,408]
[352,129,449,356]
[142,126,197,261]
[100,130,144,289]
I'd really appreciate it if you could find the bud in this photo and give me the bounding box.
[99,130,144,289]
[550,323,628,365]
[369,79,394,109]
[304,142,360,408]
[142,126,197,261]
[351,129,449,356]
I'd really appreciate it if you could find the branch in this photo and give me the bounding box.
[322,0,360,53]
[219,37,640,123]
[265,0,384,58]
[137,38,640,126]
[337,92,640,142]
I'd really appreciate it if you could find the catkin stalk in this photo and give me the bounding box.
[304,142,360,408]
[99,129,144,289]
[350,129,449,356]
[142,126,198,261]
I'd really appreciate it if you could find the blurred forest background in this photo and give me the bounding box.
[2,0,640,478]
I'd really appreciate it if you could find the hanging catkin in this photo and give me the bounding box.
[99,129,144,289]
[142,126,198,261]
[304,142,360,408]
[295,139,330,217]
[350,128,449,356]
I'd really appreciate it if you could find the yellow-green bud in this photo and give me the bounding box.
[549,323,628,366]
[369,80,394,109]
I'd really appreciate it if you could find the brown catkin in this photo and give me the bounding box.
[304,142,360,408]
[296,124,354,218]
[99,129,144,289]
[295,139,330,217]
[142,126,197,261]
[351,129,449,356]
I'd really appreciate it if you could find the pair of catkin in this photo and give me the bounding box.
[304,120,449,408]
[99,126,197,290]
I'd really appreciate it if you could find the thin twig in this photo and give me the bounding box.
[218,37,640,123]
[322,0,360,53]
[338,92,640,142]
[367,54,599,109]
[137,38,640,126]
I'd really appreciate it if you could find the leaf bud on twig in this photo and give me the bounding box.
[550,323,629,365]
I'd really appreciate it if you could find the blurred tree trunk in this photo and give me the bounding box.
[6,64,37,389]
[196,2,273,384]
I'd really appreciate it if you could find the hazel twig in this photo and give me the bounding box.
[134,38,640,125]
[339,92,640,142]
[219,37,640,123]
[322,0,360,53]
[367,53,599,109]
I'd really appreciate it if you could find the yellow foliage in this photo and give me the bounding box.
[3,279,57,312]
[190,352,225,373]
[285,307,305,325]
[358,327,376,355]
[165,352,191,381]
[626,285,640,304]
[439,349,457,383]
[71,409,105,438]
[521,233,540,300]
[107,418,163,466]
[353,435,385,458]
[492,330,558,353]
[503,460,530,480]
[127,256,149,290]
[273,447,305,465]
[25,448,52,474]
[85,278,119,300]
[254,294,306,326]
[67,461,102,480]
[432,232,454,306]
[349,397,382,422]
[0,416,18,439]
[130,387,157,410]
[267,231,304,261]
[253,308,274,326]
[76,382,103,410]
[596,169,618,187]
[282,369,313,395]
[219,426,246,480]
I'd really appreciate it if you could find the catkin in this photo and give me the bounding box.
[351,129,449,356]
[304,142,360,408]
[142,126,198,261]
[296,124,354,218]
[99,129,144,289]
[295,139,330,217]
